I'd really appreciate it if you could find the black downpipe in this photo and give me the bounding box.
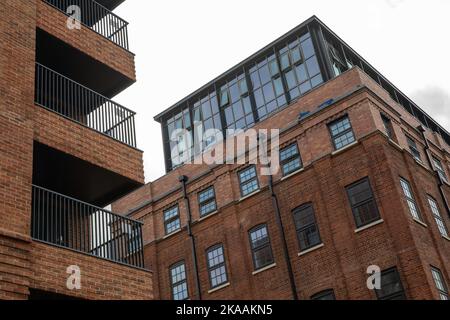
[179,175,202,300]
[268,175,299,300]
[418,126,450,218]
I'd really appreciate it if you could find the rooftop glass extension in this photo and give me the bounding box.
[156,16,450,173]
[161,28,324,170]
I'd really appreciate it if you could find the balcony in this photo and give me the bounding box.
[35,63,137,148]
[31,185,145,268]
[42,0,130,50]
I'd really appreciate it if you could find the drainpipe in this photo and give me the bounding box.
[268,174,299,300]
[179,175,202,300]
[418,126,450,218]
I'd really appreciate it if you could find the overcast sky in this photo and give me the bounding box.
[113,0,450,182]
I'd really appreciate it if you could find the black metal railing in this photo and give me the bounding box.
[31,185,145,269]
[43,0,129,50]
[35,63,137,148]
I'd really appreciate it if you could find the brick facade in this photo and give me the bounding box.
[0,0,152,300]
[113,68,450,300]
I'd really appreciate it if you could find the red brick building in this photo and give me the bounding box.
[0,0,153,299]
[113,17,450,300]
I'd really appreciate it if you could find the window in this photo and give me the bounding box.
[400,178,422,221]
[293,204,321,251]
[328,42,347,77]
[280,143,303,176]
[428,197,449,238]
[431,267,449,300]
[328,116,356,150]
[238,166,259,197]
[406,136,421,162]
[198,187,217,217]
[206,245,228,289]
[128,224,141,254]
[381,114,394,140]
[170,262,189,300]
[164,206,181,235]
[346,178,381,228]
[311,289,336,300]
[222,74,255,131]
[249,225,274,270]
[375,268,406,300]
[432,156,448,183]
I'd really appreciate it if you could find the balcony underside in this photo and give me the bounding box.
[97,0,125,11]
[36,28,133,99]
[33,142,140,207]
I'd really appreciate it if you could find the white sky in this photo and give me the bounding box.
[113,0,450,183]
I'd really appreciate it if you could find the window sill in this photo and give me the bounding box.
[162,229,182,240]
[239,190,262,202]
[252,263,277,276]
[388,139,402,151]
[298,243,324,256]
[281,168,305,181]
[355,219,384,233]
[415,159,430,171]
[413,218,428,228]
[442,235,450,242]
[198,211,218,223]
[208,282,230,294]
[331,141,359,156]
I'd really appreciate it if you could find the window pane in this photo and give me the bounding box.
[346,179,380,228]
[274,78,284,97]
[301,37,315,59]
[306,56,320,77]
[376,268,406,300]
[295,64,308,83]
[171,263,188,300]
[293,204,321,250]
[263,83,275,103]
[311,290,335,300]
[259,64,271,85]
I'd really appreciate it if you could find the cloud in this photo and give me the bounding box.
[411,86,450,129]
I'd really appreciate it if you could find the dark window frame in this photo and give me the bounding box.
[345,177,381,229]
[280,143,303,176]
[238,165,260,198]
[164,205,181,235]
[381,113,394,140]
[375,267,407,300]
[432,156,448,183]
[427,196,449,238]
[292,203,322,251]
[248,224,275,271]
[405,135,422,162]
[328,115,356,151]
[206,244,229,289]
[169,261,189,301]
[400,177,423,221]
[431,266,449,300]
[311,289,336,300]
[198,186,217,217]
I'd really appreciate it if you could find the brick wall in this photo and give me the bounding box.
[34,106,144,184]
[36,0,136,81]
[0,0,152,300]
[30,242,153,300]
[113,68,450,300]
[0,0,36,300]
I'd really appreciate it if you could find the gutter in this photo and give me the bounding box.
[268,173,299,299]
[418,126,450,219]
